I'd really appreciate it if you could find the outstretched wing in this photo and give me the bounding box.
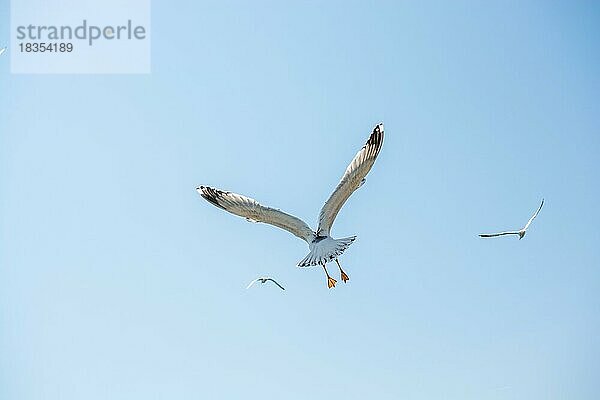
[316,123,385,236]
[0,47,6,56]
[478,231,521,238]
[523,198,544,230]
[197,186,315,243]
[246,278,261,289]
[266,278,286,290]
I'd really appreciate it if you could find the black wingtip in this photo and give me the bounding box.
[197,185,227,210]
[366,122,384,154]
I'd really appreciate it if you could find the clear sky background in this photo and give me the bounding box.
[1,1,599,399]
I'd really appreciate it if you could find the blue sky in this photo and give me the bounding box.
[1,1,599,399]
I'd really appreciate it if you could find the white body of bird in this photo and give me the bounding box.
[299,235,356,267]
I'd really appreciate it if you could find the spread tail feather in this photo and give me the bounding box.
[298,236,356,267]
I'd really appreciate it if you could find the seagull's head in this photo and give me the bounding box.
[518,231,526,240]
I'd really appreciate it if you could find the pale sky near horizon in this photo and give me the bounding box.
[1,1,599,399]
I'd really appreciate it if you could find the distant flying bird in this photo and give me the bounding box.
[246,277,286,290]
[197,123,384,289]
[0,47,6,56]
[479,199,544,240]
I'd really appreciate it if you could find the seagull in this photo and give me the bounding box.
[197,123,384,289]
[479,199,544,240]
[246,277,286,290]
[0,47,6,56]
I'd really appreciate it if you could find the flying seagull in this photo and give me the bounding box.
[197,123,384,289]
[246,277,286,290]
[479,199,544,240]
[0,47,6,56]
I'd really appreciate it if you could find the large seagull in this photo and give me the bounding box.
[479,199,544,240]
[197,123,384,288]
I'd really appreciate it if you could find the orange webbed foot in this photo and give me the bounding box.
[327,276,337,288]
[340,270,349,283]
